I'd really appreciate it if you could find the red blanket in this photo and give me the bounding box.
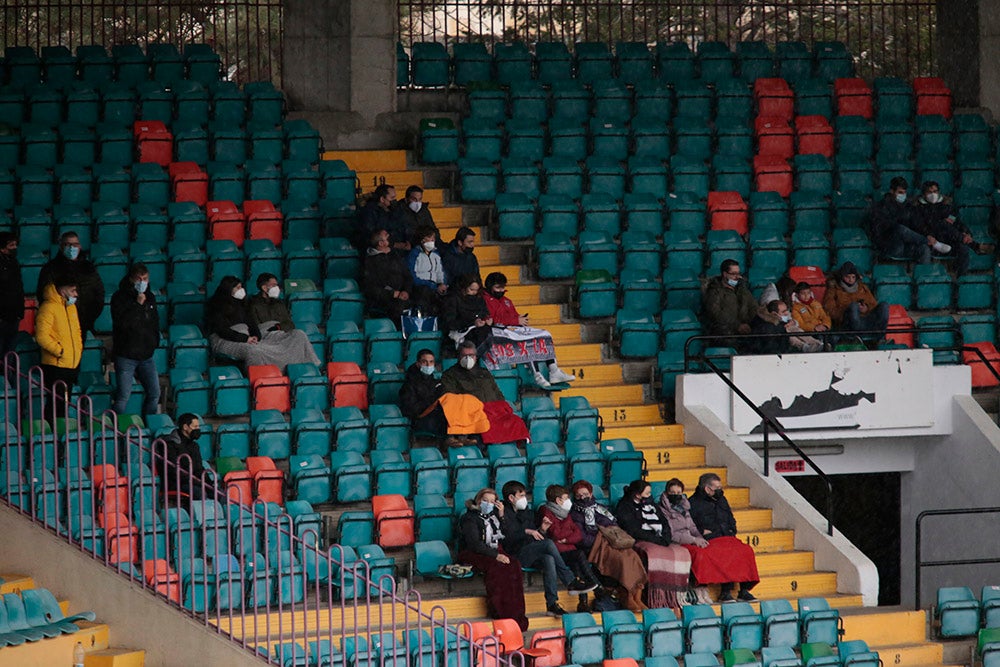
[481,400,529,444]
[681,536,760,585]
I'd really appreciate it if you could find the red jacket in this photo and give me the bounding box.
[483,292,520,326]
[540,507,583,553]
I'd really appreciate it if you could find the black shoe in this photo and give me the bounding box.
[577,599,590,613]
[718,591,735,603]
[737,589,757,602]
[546,603,566,617]
[567,578,598,596]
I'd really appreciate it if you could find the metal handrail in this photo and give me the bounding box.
[0,352,523,666]
[914,506,1000,609]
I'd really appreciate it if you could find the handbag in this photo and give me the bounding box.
[401,309,438,338]
[598,525,636,550]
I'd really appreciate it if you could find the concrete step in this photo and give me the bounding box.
[553,363,623,387]
[0,621,111,667]
[324,149,408,172]
[554,383,643,407]
[597,404,664,427]
[642,444,707,469]
[546,342,604,365]
[844,610,930,648]
[645,465,729,486]
[84,647,147,667]
[356,170,425,190]
[604,423,685,445]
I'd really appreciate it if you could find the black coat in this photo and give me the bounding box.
[441,241,481,285]
[205,294,261,342]
[459,507,502,558]
[0,251,24,322]
[398,363,443,420]
[358,200,407,247]
[442,292,489,333]
[749,314,791,355]
[110,276,159,361]
[868,194,918,249]
[500,501,538,556]
[393,202,436,244]
[688,486,738,539]
[364,250,414,310]
[37,253,105,334]
[614,495,673,547]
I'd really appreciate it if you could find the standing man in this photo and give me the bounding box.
[441,226,481,286]
[358,184,408,250]
[0,232,24,357]
[37,231,105,335]
[110,263,160,416]
[35,275,82,421]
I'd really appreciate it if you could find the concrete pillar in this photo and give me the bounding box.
[282,0,396,119]
[935,0,979,108]
[979,0,1000,116]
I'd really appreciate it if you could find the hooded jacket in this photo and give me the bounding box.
[702,275,757,337]
[614,494,672,547]
[658,493,704,546]
[37,251,105,334]
[398,362,443,420]
[790,295,832,333]
[822,275,879,327]
[110,275,159,361]
[0,249,24,322]
[688,486,738,540]
[35,283,82,369]
[363,248,413,309]
[407,246,446,289]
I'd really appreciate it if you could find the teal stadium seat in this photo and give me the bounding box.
[683,605,724,654]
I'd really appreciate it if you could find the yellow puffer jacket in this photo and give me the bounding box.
[35,283,82,369]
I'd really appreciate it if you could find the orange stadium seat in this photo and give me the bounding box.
[372,494,415,548]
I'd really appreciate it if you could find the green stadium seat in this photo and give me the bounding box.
[697,41,735,83]
[576,269,617,318]
[617,41,654,84]
[874,77,914,122]
[457,158,499,202]
[467,84,506,123]
[452,42,491,86]
[494,41,532,85]
[495,192,536,240]
[914,263,953,309]
[631,114,671,158]
[549,115,588,161]
[506,117,546,162]
[800,643,839,667]
[501,158,541,200]
[412,42,450,87]
[508,79,548,122]
[543,156,584,199]
[736,41,775,82]
[716,78,753,121]
[551,79,591,122]
[536,41,573,84]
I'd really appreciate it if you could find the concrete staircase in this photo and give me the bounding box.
[0,574,144,667]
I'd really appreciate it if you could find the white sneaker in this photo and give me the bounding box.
[548,367,576,383]
[533,371,552,388]
[932,241,952,254]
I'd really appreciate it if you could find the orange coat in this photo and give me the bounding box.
[791,298,832,332]
[823,281,878,327]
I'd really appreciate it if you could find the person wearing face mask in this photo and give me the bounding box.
[440,227,482,287]
[868,176,946,264]
[248,273,295,332]
[161,413,212,501]
[206,275,319,371]
[823,261,889,336]
[750,298,822,355]
[363,228,414,326]
[687,473,759,602]
[790,282,832,335]
[912,180,994,276]
[357,183,409,251]
[499,481,596,617]
[441,274,493,355]
[614,479,691,610]
[35,275,83,423]
[481,272,576,388]
[539,485,603,612]
[110,263,160,415]
[702,259,758,350]
[36,231,105,335]
[568,480,648,612]
[394,185,438,245]
[399,349,454,445]
[440,341,505,403]
[407,226,448,315]
[0,232,24,358]
[457,487,529,630]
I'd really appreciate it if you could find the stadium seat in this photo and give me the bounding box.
[372,494,415,548]
[564,613,606,664]
[798,598,842,645]
[683,605,724,655]
[800,643,839,667]
[936,586,981,637]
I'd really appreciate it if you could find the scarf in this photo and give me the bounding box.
[545,500,569,521]
[637,499,664,536]
[575,498,616,527]
[838,279,859,293]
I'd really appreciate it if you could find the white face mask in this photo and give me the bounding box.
[419,364,435,375]
[267,285,280,299]
[514,497,528,511]
[560,499,573,512]
[409,200,422,213]
[459,356,476,370]
[895,193,907,204]
[726,278,739,287]
[232,287,246,300]
[925,193,940,204]
[422,241,435,252]
[780,314,791,323]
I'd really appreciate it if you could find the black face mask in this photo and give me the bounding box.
[492,289,506,298]
[667,493,684,505]
[463,246,474,254]
[187,428,202,441]
[712,488,724,499]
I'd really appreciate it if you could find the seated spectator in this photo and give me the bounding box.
[570,480,648,612]
[750,298,822,354]
[790,281,832,334]
[399,348,459,446]
[110,263,161,415]
[912,180,994,276]
[363,229,414,325]
[539,484,603,612]
[395,185,438,245]
[501,481,596,617]
[248,273,294,332]
[702,259,757,349]
[868,176,946,264]
[357,184,408,250]
[823,261,889,337]
[407,226,448,315]
[440,341,529,445]
[441,274,493,355]
[687,473,760,602]
[457,487,529,630]
[206,276,319,371]
[441,226,481,286]
[482,272,575,388]
[614,479,692,609]
[160,413,212,500]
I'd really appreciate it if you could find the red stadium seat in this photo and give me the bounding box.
[247,456,285,505]
[795,115,834,157]
[98,512,138,564]
[224,470,253,505]
[326,362,369,410]
[913,77,952,118]
[133,120,173,165]
[886,304,915,348]
[143,559,182,603]
[243,199,284,246]
[207,200,247,247]
[834,78,873,118]
[91,464,130,519]
[169,161,208,206]
[528,629,566,667]
[788,266,827,302]
[707,191,748,235]
[18,297,37,334]
[248,364,291,412]
[753,155,792,197]
[753,78,794,121]
[963,341,1000,388]
[372,494,415,548]
[754,116,794,158]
